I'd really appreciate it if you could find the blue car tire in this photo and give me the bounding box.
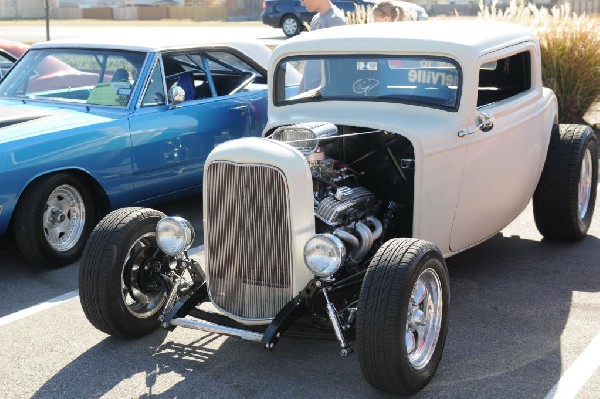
[14,172,97,268]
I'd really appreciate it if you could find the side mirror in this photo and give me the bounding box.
[168,85,185,105]
[476,112,495,133]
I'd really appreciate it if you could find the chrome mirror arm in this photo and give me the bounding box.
[458,112,495,137]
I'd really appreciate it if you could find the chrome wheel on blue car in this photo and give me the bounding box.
[43,184,86,253]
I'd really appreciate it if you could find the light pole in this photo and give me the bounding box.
[43,0,50,40]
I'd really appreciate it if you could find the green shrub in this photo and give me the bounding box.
[478,0,600,124]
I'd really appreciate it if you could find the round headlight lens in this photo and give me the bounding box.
[156,217,195,256]
[303,234,346,277]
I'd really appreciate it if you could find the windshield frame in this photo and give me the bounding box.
[274,54,463,112]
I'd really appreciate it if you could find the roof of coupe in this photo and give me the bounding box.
[272,20,537,62]
[30,36,270,59]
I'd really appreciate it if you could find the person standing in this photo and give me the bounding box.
[301,0,347,31]
[371,1,406,22]
[298,0,347,92]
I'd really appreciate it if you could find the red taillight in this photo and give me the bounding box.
[263,1,267,10]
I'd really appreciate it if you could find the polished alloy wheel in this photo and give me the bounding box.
[43,184,85,251]
[121,233,166,318]
[406,267,443,369]
[578,148,593,220]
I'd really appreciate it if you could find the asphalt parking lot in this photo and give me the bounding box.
[1,193,599,399]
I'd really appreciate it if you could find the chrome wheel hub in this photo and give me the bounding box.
[578,148,593,220]
[121,233,166,318]
[43,184,85,251]
[406,268,443,369]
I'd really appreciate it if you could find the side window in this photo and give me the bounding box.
[0,52,15,78]
[477,50,531,107]
[141,61,166,107]
[200,51,266,97]
[159,49,266,103]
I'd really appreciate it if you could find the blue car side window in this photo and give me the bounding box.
[141,61,166,107]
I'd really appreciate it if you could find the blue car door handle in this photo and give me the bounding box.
[233,104,248,116]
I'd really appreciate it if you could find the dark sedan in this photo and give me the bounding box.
[261,0,379,37]
[261,0,428,37]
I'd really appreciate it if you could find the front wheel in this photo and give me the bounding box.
[281,15,302,37]
[79,207,167,338]
[14,173,96,268]
[356,238,450,395]
[533,124,598,240]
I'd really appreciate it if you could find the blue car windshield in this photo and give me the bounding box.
[274,55,461,111]
[0,48,146,107]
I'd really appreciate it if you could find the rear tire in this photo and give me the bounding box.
[533,124,598,240]
[79,207,167,338]
[356,238,450,395]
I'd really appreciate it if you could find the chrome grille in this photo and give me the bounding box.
[205,161,293,320]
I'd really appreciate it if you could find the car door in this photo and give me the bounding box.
[128,52,252,202]
[450,43,548,251]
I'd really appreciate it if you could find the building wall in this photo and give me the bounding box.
[58,1,184,5]
[571,0,600,14]
[0,0,60,19]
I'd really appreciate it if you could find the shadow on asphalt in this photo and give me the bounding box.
[430,232,600,398]
[29,230,600,398]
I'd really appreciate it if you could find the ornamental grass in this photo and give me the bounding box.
[346,4,370,25]
[478,0,600,124]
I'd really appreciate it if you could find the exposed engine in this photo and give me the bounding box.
[272,122,386,266]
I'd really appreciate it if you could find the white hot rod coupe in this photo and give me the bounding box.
[79,21,598,395]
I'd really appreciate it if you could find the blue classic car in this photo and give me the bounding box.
[0,38,270,268]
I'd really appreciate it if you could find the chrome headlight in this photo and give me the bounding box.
[156,216,195,256]
[303,234,346,277]
[272,122,337,155]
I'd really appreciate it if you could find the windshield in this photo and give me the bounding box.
[274,55,461,111]
[0,48,147,107]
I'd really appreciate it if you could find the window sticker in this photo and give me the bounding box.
[87,82,131,106]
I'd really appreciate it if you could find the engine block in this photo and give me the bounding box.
[315,186,376,226]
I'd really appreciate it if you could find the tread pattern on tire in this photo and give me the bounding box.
[533,124,598,240]
[356,238,449,395]
[79,207,165,338]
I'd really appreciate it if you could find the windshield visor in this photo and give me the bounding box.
[0,48,147,107]
[274,55,461,111]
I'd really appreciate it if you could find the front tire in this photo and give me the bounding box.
[533,124,598,240]
[14,173,96,268]
[79,207,167,338]
[356,238,450,395]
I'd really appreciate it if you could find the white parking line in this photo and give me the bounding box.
[0,290,79,327]
[544,332,600,399]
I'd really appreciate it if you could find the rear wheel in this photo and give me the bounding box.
[356,238,450,395]
[281,14,302,37]
[79,207,167,338]
[533,124,598,240]
[14,173,96,268]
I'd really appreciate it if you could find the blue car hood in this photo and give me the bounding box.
[0,102,119,144]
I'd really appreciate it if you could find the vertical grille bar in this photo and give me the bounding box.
[205,161,293,320]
